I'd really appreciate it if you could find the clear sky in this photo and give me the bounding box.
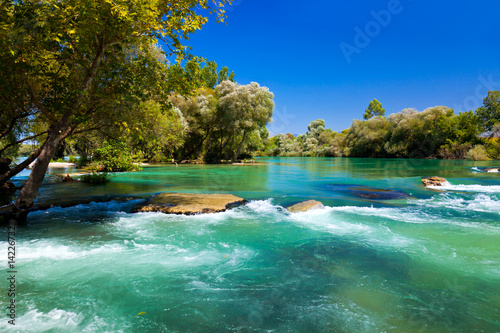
[184,0,500,134]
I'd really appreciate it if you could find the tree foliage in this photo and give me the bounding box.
[1,0,231,217]
[476,90,500,132]
[171,81,274,162]
[363,99,385,120]
[263,95,497,160]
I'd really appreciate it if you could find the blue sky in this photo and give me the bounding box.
[184,0,500,134]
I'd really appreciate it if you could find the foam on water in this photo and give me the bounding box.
[244,198,285,215]
[28,199,146,224]
[4,196,499,332]
[0,309,83,333]
[415,192,500,214]
[18,241,125,261]
[471,166,499,173]
[427,184,500,193]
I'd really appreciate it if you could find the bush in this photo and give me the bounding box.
[466,145,492,161]
[94,141,141,172]
[485,139,500,160]
[81,172,109,185]
[86,161,105,172]
[68,155,78,164]
[438,142,472,159]
[77,155,90,168]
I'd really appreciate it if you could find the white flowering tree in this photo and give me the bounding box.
[216,81,274,161]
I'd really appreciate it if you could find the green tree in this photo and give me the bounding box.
[170,87,219,161]
[384,106,457,158]
[455,111,482,144]
[200,61,218,88]
[2,0,230,222]
[476,91,500,132]
[93,141,138,172]
[346,117,391,157]
[307,119,326,139]
[363,99,386,120]
[217,66,235,84]
[218,67,229,83]
[127,101,186,162]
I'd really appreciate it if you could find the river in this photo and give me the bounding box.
[1,157,499,332]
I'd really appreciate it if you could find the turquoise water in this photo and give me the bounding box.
[2,157,500,332]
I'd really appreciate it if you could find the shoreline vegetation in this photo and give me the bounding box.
[261,97,500,161]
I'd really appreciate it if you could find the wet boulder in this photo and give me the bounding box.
[484,168,499,173]
[287,200,325,213]
[132,193,247,215]
[422,176,448,187]
[60,174,76,182]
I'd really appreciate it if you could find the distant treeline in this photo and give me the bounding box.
[262,92,500,161]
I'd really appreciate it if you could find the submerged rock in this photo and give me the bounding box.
[328,184,408,200]
[132,193,247,215]
[422,176,448,187]
[287,200,324,213]
[350,187,407,200]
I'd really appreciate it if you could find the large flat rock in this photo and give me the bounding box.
[132,193,247,215]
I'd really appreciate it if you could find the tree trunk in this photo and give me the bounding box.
[217,131,231,159]
[8,39,105,224]
[9,124,72,224]
[0,148,41,185]
[179,131,211,162]
[225,132,235,161]
[233,130,247,162]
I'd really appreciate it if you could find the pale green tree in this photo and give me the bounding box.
[216,81,274,160]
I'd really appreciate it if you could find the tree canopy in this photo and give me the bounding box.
[1,0,232,221]
[363,99,386,120]
[477,90,500,132]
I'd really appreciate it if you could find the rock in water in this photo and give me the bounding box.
[327,184,408,200]
[484,168,499,173]
[132,193,247,215]
[422,176,448,187]
[287,200,324,213]
[61,174,75,182]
